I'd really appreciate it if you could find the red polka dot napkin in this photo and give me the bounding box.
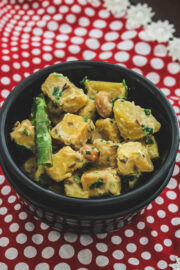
[0,1,179,269]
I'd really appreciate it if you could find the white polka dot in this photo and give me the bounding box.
[13,74,21,82]
[54,263,70,270]
[93,19,106,28]
[74,27,87,36]
[48,231,60,242]
[157,260,167,269]
[122,30,137,40]
[150,58,164,70]
[1,77,11,85]
[139,30,151,41]
[1,90,10,98]
[164,76,176,87]
[133,55,147,67]
[113,250,124,259]
[43,53,53,61]
[68,45,80,54]
[24,246,37,258]
[0,207,7,215]
[161,88,170,96]
[9,223,19,232]
[25,222,35,231]
[160,225,169,232]
[117,40,134,51]
[85,7,95,16]
[63,233,77,243]
[110,21,123,30]
[78,249,92,265]
[168,203,178,213]
[139,237,149,245]
[154,45,167,57]
[135,42,151,55]
[101,42,115,51]
[32,234,43,245]
[96,233,107,239]
[54,50,65,58]
[173,165,179,176]
[1,185,11,195]
[164,239,172,247]
[83,50,96,60]
[175,230,180,238]
[137,221,145,230]
[40,222,49,230]
[114,263,126,270]
[171,217,180,226]
[147,216,154,223]
[86,38,100,50]
[151,230,158,237]
[47,21,58,31]
[66,14,76,24]
[1,64,10,72]
[114,51,129,62]
[35,263,49,270]
[105,32,119,41]
[0,176,5,184]
[80,235,93,246]
[0,263,8,270]
[166,190,177,200]
[96,243,108,252]
[0,237,9,247]
[55,42,66,48]
[18,211,27,220]
[167,62,180,74]
[60,24,72,34]
[128,258,139,265]
[175,89,180,96]
[146,72,160,84]
[79,17,90,27]
[96,255,109,267]
[111,236,122,245]
[157,210,166,218]
[33,28,43,36]
[5,248,18,260]
[16,233,27,244]
[15,263,29,270]
[32,58,41,64]
[47,6,56,14]
[141,251,151,260]
[71,36,83,44]
[124,229,134,237]
[126,243,137,253]
[89,29,102,38]
[4,214,13,223]
[42,247,54,259]
[59,244,75,259]
[154,243,163,252]
[99,52,112,60]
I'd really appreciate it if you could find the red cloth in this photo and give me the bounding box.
[0,1,179,269]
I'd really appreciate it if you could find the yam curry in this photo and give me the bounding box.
[10,73,161,199]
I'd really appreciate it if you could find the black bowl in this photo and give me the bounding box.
[0,61,179,233]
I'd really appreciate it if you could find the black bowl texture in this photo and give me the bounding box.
[0,61,179,233]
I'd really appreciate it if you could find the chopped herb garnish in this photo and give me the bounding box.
[93,171,98,174]
[100,139,105,142]
[90,178,104,189]
[52,86,63,100]
[110,183,115,187]
[55,72,63,77]
[74,175,81,181]
[113,145,119,150]
[85,150,92,155]
[122,79,128,99]
[111,96,127,105]
[22,129,29,136]
[144,109,151,115]
[144,137,154,144]
[142,125,154,143]
[92,146,96,149]
[82,116,89,122]
[89,97,95,100]
[106,157,110,161]
[106,141,110,144]
[80,76,88,86]
[109,119,113,123]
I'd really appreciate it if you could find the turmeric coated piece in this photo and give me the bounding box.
[81,168,121,197]
[46,146,85,182]
[42,72,88,113]
[51,113,95,149]
[117,141,154,175]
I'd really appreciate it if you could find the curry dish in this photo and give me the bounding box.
[10,73,161,198]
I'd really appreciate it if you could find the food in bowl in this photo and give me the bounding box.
[10,72,161,199]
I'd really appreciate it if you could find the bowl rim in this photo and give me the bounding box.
[0,60,179,208]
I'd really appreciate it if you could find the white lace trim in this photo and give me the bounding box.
[167,38,180,61]
[126,4,154,28]
[88,0,179,62]
[169,256,180,270]
[103,0,130,15]
[144,20,175,42]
